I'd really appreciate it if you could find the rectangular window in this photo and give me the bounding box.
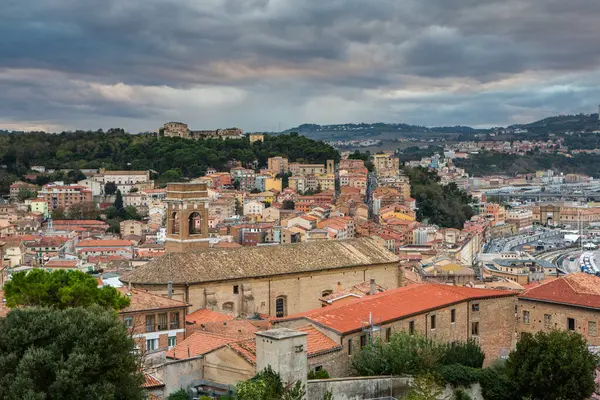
[430,315,436,330]
[146,338,157,351]
[589,321,597,337]
[471,321,479,336]
[157,313,168,330]
[523,311,530,324]
[145,315,155,332]
[123,317,133,328]
[544,314,552,328]
[233,285,239,294]
[386,327,392,342]
[348,339,352,355]
[168,336,177,348]
[409,320,415,335]
[568,318,575,331]
[472,303,480,312]
[360,334,367,349]
[451,309,456,324]
[170,312,180,329]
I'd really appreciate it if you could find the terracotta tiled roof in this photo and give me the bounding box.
[229,339,257,366]
[142,373,164,388]
[227,325,341,365]
[77,239,133,247]
[186,308,235,325]
[117,288,188,313]
[298,325,343,356]
[54,220,108,226]
[519,273,600,310]
[193,320,257,339]
[166,332,238,359]
[121,238,399,285]
[278,284,515,334]
[320,281,387,303]
[44,259,78,268]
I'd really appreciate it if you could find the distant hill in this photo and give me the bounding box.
[510,113,600,133]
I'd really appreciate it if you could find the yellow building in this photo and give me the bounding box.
[379,204,416,221]
[248,133,264,143]
[265,177,282,192]
[316,174,335,192]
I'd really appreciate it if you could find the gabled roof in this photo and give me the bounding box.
[77,239,133,247]
[166,332,239,359]
[278,284,515,335]
[186,308,235,325]
[519,273,600,310]
[142,373,164,388]
[117,288,188,313]
[121,238,399,285]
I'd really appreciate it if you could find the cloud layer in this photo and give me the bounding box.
[2,0,600,132]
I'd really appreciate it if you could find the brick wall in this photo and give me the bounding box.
[518,298,600,346]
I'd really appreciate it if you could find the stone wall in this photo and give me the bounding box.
[307,377,483,400]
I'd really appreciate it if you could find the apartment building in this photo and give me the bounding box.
[118,287,188,354]
[483,203,506,227]
[38,184,93,210]
[267,157,290,174]
[373,153,400,176]
[75,239,134,259]
[505,208,533,232]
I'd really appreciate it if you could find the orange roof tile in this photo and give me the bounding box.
[278,284,515,334]
[117,288,188,313]
[186,308,235,324]
[298,325,343,356]
[142,373,164,388]
[192,320,257,339]
[166,332,238,359]
[229,339,257,366]
[519,273,600,309]
[44,259,78,268]
[77,239,133,247]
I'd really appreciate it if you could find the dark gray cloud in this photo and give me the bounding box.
[1,0,600,132]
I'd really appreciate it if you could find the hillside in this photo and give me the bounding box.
[510,113,600,134]
[0,130,339,194]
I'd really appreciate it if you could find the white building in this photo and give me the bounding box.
[243,200,265,216]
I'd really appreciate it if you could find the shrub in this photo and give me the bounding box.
[454,388,472,400]
[478,366,517,400]
[440,340,485,368]
[438,364,481,387]
[308,369,330,379]
[167,389,188,400]
[352,332,443,376]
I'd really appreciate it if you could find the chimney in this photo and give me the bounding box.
[167,281,173,299]
[337,282,342,293]
[128,281,132,291]
[369,278,377,295]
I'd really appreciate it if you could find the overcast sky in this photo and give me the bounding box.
[2,0,600,133]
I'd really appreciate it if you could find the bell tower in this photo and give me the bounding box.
[165,182,210,253]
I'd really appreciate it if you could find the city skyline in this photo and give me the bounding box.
[2,0,600,132]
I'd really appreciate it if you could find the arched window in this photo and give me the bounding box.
[170,212,179,234]
[222,302,234,313]
[275,296,286,318]
[189,212,203,235]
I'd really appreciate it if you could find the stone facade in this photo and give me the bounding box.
[165,183,210,253]
[517,298,600,346]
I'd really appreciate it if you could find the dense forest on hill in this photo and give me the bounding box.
[404,166,474,229]
[454,151,600,177]
[0,130,339,194]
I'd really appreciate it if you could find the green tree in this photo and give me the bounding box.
[51,206,66,220]
[104,181,117,195]
[124,205,142,221]
[3,269,130,310]
[282,200,295,210]
[114,189,124,217]
[506,330,598,400]
[439,340,485,368]
[352,332,444,376]
[66,201,100,220]
[233,179,241,190]
[0,306,143,400]
[17,188,36,202]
